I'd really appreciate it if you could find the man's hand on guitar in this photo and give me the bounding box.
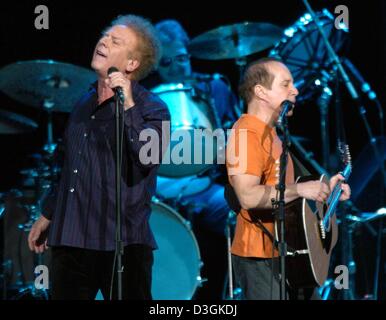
[297,180,330,202]
[329,173,351,201]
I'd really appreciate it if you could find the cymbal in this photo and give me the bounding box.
[0,60,97,113]
[188,22,283,60]
[0,109,38,134]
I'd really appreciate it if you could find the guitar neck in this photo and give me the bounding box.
[324,183,344,226]
[323,165,352,227]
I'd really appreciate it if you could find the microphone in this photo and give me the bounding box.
[107,66,125,103]
[277,100,294,126]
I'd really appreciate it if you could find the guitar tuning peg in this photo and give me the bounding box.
[344,145,352,165]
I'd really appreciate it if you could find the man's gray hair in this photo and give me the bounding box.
[107,14,162,80]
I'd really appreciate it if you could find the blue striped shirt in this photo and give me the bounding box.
[41,81,170,251]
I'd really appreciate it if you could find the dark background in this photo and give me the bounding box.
[0,0,385,300]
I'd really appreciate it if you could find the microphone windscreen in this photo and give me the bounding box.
[107,66,119,75]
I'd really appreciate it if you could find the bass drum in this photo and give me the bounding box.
[149,198,203,299]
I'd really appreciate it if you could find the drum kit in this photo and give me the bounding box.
[0,8,380,300]
[0,60,97,299]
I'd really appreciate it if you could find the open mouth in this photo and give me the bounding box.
[96,49,107,58]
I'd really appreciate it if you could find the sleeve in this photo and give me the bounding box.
[123,96,171,171]
[226,128,265,177]
[40,185,58,220]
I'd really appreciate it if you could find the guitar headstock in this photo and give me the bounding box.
[338,141,352,178]
[338,142,352,166]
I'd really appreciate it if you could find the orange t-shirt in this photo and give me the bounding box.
[226,114,294,258]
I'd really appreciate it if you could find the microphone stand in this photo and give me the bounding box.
[114,91,124,300]
[275,117,291,300]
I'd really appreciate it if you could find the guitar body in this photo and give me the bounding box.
[284,174,338,288]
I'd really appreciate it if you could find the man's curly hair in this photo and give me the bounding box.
[107,15,162,80]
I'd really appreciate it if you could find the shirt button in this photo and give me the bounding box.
[130,138,134,142]
[91,115,95,120]
[73,169,78,174]
[69,188,75,193]
[84,133,88,137]
[78,150,82,155]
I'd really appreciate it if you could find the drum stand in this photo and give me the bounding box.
[7,105,58,300]
[234,57,248,116]
[224,210,241,300]
[317,83,333,173]
[42,100,57,155]
[340,205,357,300]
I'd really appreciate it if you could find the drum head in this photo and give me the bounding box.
[156,175,211,200]
[149,199,202,299]
[152,83,218,177]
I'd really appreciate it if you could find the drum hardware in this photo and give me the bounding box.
[9,283,49,300]
[17,205,40,232]
[269,9,349,105]
[269,8,349,172]
[0,59,97,154]
[272,6,382,179]
[1,260,12,299]
[0,110,38,135]
[269,7,349,173]
[0,193,5,218]
[192,79,223,130]
[0,60,92,299]
[320,210,386,300]
[347,211,386,300]
[0,188,51,300]
[223,210,242,300]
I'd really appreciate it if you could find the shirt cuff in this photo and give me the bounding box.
[40,204,53,220]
